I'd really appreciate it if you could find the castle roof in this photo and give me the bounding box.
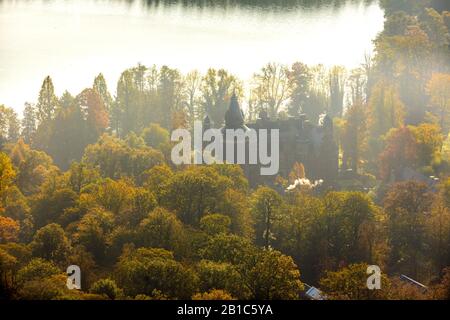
[223,92,248,130]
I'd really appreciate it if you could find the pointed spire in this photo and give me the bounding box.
[203,114,212,130]
[225,92,245,129]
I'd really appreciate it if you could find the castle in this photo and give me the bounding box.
[203,94,339,187]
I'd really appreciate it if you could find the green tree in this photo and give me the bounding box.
[374,23,432,124]
[321,192,379,269]
[183,70,202,127]
[200,214,231,236]
[16,258,60,284]
[18,274,75,300]
[161,167,225,225]
[157,65,185,129]
[367,80,404,138]
[427,73,450,132]
[67,162,100,194]
[93,73,113,114]
[74,208,114,263]
[341,102,366,173]
[83,134,164,180]
[36,76,58,123]
[320,263,389,300]
[30,223,71,265]
[142,164,173,203]
[196,260,248,299]
[251,63,290,118]
[126,188,157,227]
[383,181,433,278]
[115,247,198,299]
[427,180,450,274]
[0,247,18,299]
[59,90,76,110]
[137,207,185,255]
[251,186,282,249]
[410,123,443,167]
[216,188,253,239]
[302,64,329,123]
[90,278,123,300]
[287,62,312,117]
[8,139,57,195]
[200,233,254,266]
[240,249,304,300]
[200,68,241,126]
[46,98,87,168]
[82,134,128,179]
[274,193,326,283]
[141,123,170,149]
[21,103,37,145]
[328,66,346,118]
[366,80,405,171]
[115,66,144,135]
[30,224,71,265]
[0,152,16,206]
[31,188,77,229]
[0,105,20,144]
[91,178,134,216]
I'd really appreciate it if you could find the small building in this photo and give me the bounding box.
[303,284,327,300]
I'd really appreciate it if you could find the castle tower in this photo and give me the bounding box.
[203,114,212,131]
[317,113,338,184]
[220,93,250,168]
[224,92,247,130]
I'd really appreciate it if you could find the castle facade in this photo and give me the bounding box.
[203,94,339,187]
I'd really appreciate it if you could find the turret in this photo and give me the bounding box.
[203,114,212,131]
[224,92,246,129]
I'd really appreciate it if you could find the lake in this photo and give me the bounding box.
[0,0,384,112]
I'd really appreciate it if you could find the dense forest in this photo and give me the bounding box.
[0,0,450,300]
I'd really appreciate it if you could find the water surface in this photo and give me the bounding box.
[0,0,384,112]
